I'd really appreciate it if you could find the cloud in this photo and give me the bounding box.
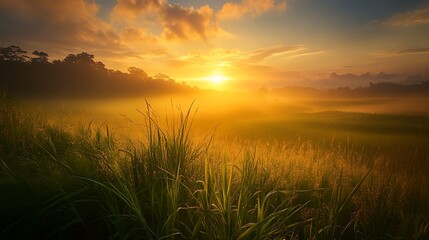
[111,0,165,23]
[217,0,286,20]
[285,51,325,59]
[0,0,176,72]
[170,48,241,68]
[111,0,286,40]
[397,47,429,54]
[120,27,158,44]
[169,44,310,69]
[243,44,324,62]
[168,44,320,72]
[161,4,219,41]
[111,0,287,41]
[0,0,222,47]
[0,0,120,49]
[374,47,429,57]
[111,0,221,41]
[246,45,305,62]
[382,5,429,27]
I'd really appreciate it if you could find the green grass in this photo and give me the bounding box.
[1,99,429,239]
[227,111,429,175]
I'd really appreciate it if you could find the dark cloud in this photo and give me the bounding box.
[161,4,218,41]
[0,0,120,49]
[0,0,174,70]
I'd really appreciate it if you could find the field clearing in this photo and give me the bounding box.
[1,96,429,239]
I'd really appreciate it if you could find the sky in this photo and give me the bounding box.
[1,0,429,90]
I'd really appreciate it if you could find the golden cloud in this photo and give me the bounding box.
[169,48,240,69]
[120,27,159,44]
[111,0,221,41]
[217,0,286,20]
[111,0,285,41]
[246,45,305,62]
[382,5,429,27]
[111,0,165,23]
[169,44,320,70]
[374,47,429,57]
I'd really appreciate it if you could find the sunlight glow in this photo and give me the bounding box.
[205,75,229,84]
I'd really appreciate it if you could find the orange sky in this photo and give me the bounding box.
[1,0,429,90]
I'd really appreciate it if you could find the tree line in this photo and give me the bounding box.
[270,80,429,98]
[0,45,195,98]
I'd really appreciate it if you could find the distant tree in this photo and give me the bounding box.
[94,61,106,71]
[76,52,95,65]
[63,54,78,64]
[0,45,193,98]
[31,51,49,63]
[63,52,95,66]
[128,66,148,78]
[0,45,29,62]
[107,69,116,74]
[154,73,172,81]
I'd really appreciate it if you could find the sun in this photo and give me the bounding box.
[206,75,229,84]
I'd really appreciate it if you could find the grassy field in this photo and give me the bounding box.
[1,97,429,239]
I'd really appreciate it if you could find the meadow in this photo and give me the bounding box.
[1,95,429,239]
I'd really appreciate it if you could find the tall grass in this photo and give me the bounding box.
[0,99,428,239]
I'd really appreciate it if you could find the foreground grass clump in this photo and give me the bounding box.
[0,100,428,239]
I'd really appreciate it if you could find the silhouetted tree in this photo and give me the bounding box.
[0,45,29,62]
[0,45,194,98]
[31,51,49,63]
[154,73,172,81]
[63,54,78,64]
[95,61,106,71]
[128,66,148,78]
[76,52,95,65]
[63,52,95,66]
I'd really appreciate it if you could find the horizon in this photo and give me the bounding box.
[1,45,428,98]
[1,0,429,91]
